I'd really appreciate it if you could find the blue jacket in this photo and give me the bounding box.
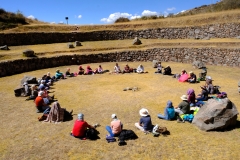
[164,100,175,120]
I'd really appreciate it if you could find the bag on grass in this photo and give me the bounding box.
[106,135,116,143]
[86,128,99,140]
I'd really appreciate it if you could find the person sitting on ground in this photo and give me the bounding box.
[205,76,214,94]
[157,100,175,120]
[38,80,48,90]
[78,66,85,75]
[26,84,38,100]
[40,87,54,103]
[123,64,131,73]
[35,91,50,113]
[163,65,172,75]
[55,69,64,79]
[176,69,188,81]
[174,95,190,123]
[196,86,209,102]
[188,71,197,83]
[71,113,96,139]
[43,101,73,123]
[113,63,121,73]
[106,114,123,137]
[22,82,30,97]
[45,72,54,85]
[135,108,153,133]
[96,65,103,74]
[136,64,147,74]
[85,66,93,75]
[65,68,75,77]
[155,62,162,74]
[187,89,196,106]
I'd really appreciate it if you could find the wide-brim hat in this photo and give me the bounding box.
[111,114,117,119]
[189,71,194,74]
[139,108,149,117]
[180,95,188,101]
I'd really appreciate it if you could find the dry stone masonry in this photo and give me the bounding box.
[0,47,240,77]
[0,23,239,46]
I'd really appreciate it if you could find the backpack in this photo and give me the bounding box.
[183,114,194,122]
[106,135,116,143]
[86,128,99,140]
[213,86,221,94]
[118,129,138,141]
[167,107,175,120]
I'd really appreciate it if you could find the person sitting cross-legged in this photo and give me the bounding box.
[70,113,96,140]
[174,95,190,123]
[106,114,123,137]
[188,71,197,83]
[157,100,175,121]
[135,108,153,133]
[35,91,50,113]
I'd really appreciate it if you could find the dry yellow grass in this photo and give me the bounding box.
[2,9,240,33]
[0,62,240,159]
[1,38,240,61]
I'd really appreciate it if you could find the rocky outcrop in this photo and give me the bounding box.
[132,37,142,45]
[192,98,239,131]
[0,23,239,46]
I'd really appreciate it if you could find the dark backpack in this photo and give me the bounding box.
[106,135,116,143]
[118,129,138,141]
[85,128,99,140]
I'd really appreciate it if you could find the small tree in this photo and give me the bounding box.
[65,17,68,24]
[114,17,130,23]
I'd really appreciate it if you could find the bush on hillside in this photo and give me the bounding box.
[115,17,130,23]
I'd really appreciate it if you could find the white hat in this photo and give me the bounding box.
[111,114,117,119]
[38,91,44,96]
[180,95,188,101]
[139,108,149,117]
[189,71,194,74]
[206,76,212,80]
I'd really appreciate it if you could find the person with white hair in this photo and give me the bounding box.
[71,113,96,139]
[205,76,214,94]
[106,114,123,137]
[135,108,153,133]
[136,64,145,74]
[35,91,50,113]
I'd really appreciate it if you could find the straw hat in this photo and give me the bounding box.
[139,108,149,117]
[180,95,188,100]
[189,71,194,74]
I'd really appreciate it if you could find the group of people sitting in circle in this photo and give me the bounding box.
[20,61,226,140]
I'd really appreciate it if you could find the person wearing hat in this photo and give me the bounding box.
[35,91,50,113]
[188,71,197,83]
[55,69,64,79]
[163,65,172,75]
[205,76,214,94]
[135,108,153,132]
[174,95,190,122]
[106,114,123,137]
[71,113,96,139]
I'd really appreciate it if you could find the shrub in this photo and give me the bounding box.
[115,17,130,23]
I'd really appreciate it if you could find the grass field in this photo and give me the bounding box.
[0,61,240,159]
[1,38,240,61]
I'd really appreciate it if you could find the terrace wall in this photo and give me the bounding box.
[0,23,239,46]
[0,47,239,77]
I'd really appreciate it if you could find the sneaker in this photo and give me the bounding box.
[36,109,41,113]
[177,119,185,123]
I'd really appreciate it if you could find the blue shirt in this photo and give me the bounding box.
[140,116,153,131]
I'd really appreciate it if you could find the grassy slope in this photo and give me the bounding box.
[1,38,240,61]
[0,62,240,159]
[1,9,240,33]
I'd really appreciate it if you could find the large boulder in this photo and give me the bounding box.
[23,49,35,57]
[132,37,142,45]
[192,60,205,69]
[20,75,37,85]
[0,45,10,50]
[192,98,239,131]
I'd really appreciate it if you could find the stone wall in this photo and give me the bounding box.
[1,47,239,77]
[0,23,239,46]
